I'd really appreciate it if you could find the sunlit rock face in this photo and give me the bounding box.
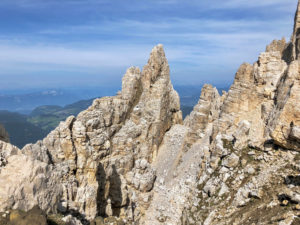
[2,2,300,225]
[0,44,182,223]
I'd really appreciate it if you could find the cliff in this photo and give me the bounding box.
[1,2,300,225]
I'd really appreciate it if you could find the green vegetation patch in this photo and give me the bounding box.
[47,214,67,225]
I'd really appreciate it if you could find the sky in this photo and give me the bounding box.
[0,0,298,90]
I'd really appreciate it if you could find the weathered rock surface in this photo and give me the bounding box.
[184,84,222,142]
[292,0,300,60]
[178,2,300,224]
[0,141,19,168]
[1,2,300,225]
[0,44,182,223]
[0,151,63,214]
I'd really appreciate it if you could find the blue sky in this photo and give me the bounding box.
[0,0,297,90]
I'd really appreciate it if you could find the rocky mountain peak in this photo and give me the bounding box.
[2,4,300,225]
[292,0,300,60]
[0,44,182,222]
[142,44,170,90]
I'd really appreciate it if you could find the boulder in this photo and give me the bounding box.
[222,153,240,168]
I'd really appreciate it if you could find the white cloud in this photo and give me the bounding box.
[219,0,296,8]
[0,0,297,87]
[159,0,297,9]
[0,0,296,12]
[0,44,153,73]
[3,15,292,68]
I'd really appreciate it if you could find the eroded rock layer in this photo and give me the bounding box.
[1,2,300,225]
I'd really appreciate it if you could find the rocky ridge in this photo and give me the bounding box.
[0,44,182,224]
[1,2,300,225]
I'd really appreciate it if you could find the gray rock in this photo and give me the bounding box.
[222,153,239,168]
[62,214,83,225]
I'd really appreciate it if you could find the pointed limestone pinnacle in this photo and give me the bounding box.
[142,44,170,90]
[292,0,300,59]
[121,67,142,101]
[293,0,300,36]
[105,199,113,217]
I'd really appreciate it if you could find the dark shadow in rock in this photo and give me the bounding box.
[96,163,126,218]
[108,164,123,217]
[96,163,107,217]
[67,208,89,224]
[278,194,298,205]
[263,139,279,150]
[285,175,300,186]
[295,28,300,60]
[282,41,293,64]
[278,194,292,202]
[131,201,136,223]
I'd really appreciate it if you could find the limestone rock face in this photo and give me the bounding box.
[0,44,182,222]
[266,38,286,54]
[184,84,222,140]
[0,140,19,166]
[0,143,63,214]
[142,123,213,225]
[142,1,300,224]
[214,44,288,150]
[179,2,300,224]
[268,60,300,150]
[292,0,300,60]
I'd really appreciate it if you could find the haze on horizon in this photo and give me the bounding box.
[0,0,297,90]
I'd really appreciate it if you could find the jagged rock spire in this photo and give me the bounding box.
[0,43,182,220]
[293,0,300,36]
[142,44,170,90]
[292,0,300,59]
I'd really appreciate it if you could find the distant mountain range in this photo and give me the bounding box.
[0,101,195,148]
[0,85,229,148]
[28,98,95,133]
[0,98,95,148]
[0,87,119,114]
[0,85,229,113]
[0,110,47,148]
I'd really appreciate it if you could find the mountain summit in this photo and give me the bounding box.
[1,2,300,225]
